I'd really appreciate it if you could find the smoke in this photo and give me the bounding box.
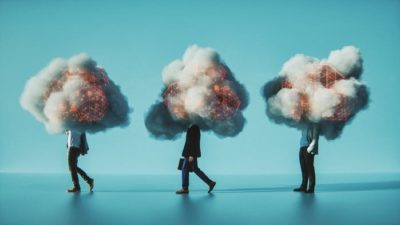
[145,45,249,139]
[262,46,369,140]
[20,53,131,134]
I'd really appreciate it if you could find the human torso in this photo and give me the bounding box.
[67,130,82,149]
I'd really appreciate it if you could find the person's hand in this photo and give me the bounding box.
[189,156,194,162]
[307,140,315,154]
[307,147,315,155]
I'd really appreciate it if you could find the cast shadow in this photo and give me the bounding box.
[177,194,215,225]
[64,192,95,225]
[96,189,174,193]
[316,181,400,192]
[215,186,292,193]
[212,181,400,193]
[79,180,400,193]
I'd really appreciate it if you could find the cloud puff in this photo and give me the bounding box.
[145,45,248,139]
[262,46,369,140]
[21,53,131,134]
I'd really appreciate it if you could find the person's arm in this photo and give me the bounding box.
[188,127,200,162]
[188,131,195,162]
[66,130,70,148]
[82,133,88,150]
[307,125,319,153]
[307,141,316,153]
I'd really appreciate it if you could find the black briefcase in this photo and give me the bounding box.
[177,158,194,172]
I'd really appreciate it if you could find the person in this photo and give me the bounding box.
[293,123,319,194]
[65,129,94,193]
[176,124,216,194]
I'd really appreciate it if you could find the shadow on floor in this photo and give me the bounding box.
[216,181,400,193]
[93,181,400,193]
[317,181,400,192]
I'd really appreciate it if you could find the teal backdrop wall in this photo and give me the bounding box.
[0,0,399,174]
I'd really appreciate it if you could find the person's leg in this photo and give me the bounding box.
[192,159,216,193]
[294,147,308,191]
[77,167,91,181]
[77,166,94,191]
[68,148,80,191]
[305,153,315,193]
[176,157,190,194]
[182,157,190,190]
[192,159,213,185]
[301,148,309,188]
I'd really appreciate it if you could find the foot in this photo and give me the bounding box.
[67,187,81,193]
[305,189,314,194]
[87,178,94,192]
[293,187,306,192]
[176,188,189,194]
[208,181,216,193]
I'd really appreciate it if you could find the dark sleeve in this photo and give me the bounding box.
[80,133,89,151]
[312,124,319,144]
[182,128,190,156]
[188,128,196,156]
[85,133,89,150]
[193,127,200,157]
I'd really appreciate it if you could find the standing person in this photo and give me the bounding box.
[66,130,94,193]
[293,123,319,194]
[176,124,216,194]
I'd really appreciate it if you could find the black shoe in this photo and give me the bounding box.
[176,188,189,194]
[87,179,94,192]
[67,187,81,193]
[293,187,306,192]
[208,181,216,193]
[305,189,314,194]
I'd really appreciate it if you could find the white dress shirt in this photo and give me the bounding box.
[66,130,81,149]
[299,125,319,154]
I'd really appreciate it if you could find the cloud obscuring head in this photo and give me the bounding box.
[262,46,369,139]
[21,53,131,134]
[146,45,248,139]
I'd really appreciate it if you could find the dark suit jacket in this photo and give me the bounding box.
[181,125,201,158]
[80,133,89,155]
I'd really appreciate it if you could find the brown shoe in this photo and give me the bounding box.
[87,179,94,192]
[208,181,216,193]
[67,187,81,193]
[175,188,189,194]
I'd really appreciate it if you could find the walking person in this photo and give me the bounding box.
[176,124,216,194]
[66,129,94,193]
[293,123,319,194]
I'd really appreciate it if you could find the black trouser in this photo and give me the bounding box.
[182,157,212,189]
[299,146,315,190]
[68,147,91,189]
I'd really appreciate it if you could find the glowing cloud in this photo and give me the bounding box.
[262,46,369,139]
[145,45,249,139]
[21,53,131,133]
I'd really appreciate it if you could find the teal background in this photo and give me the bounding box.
[0,0,399,174]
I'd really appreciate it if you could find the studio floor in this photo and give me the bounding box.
[0,173,399,225]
